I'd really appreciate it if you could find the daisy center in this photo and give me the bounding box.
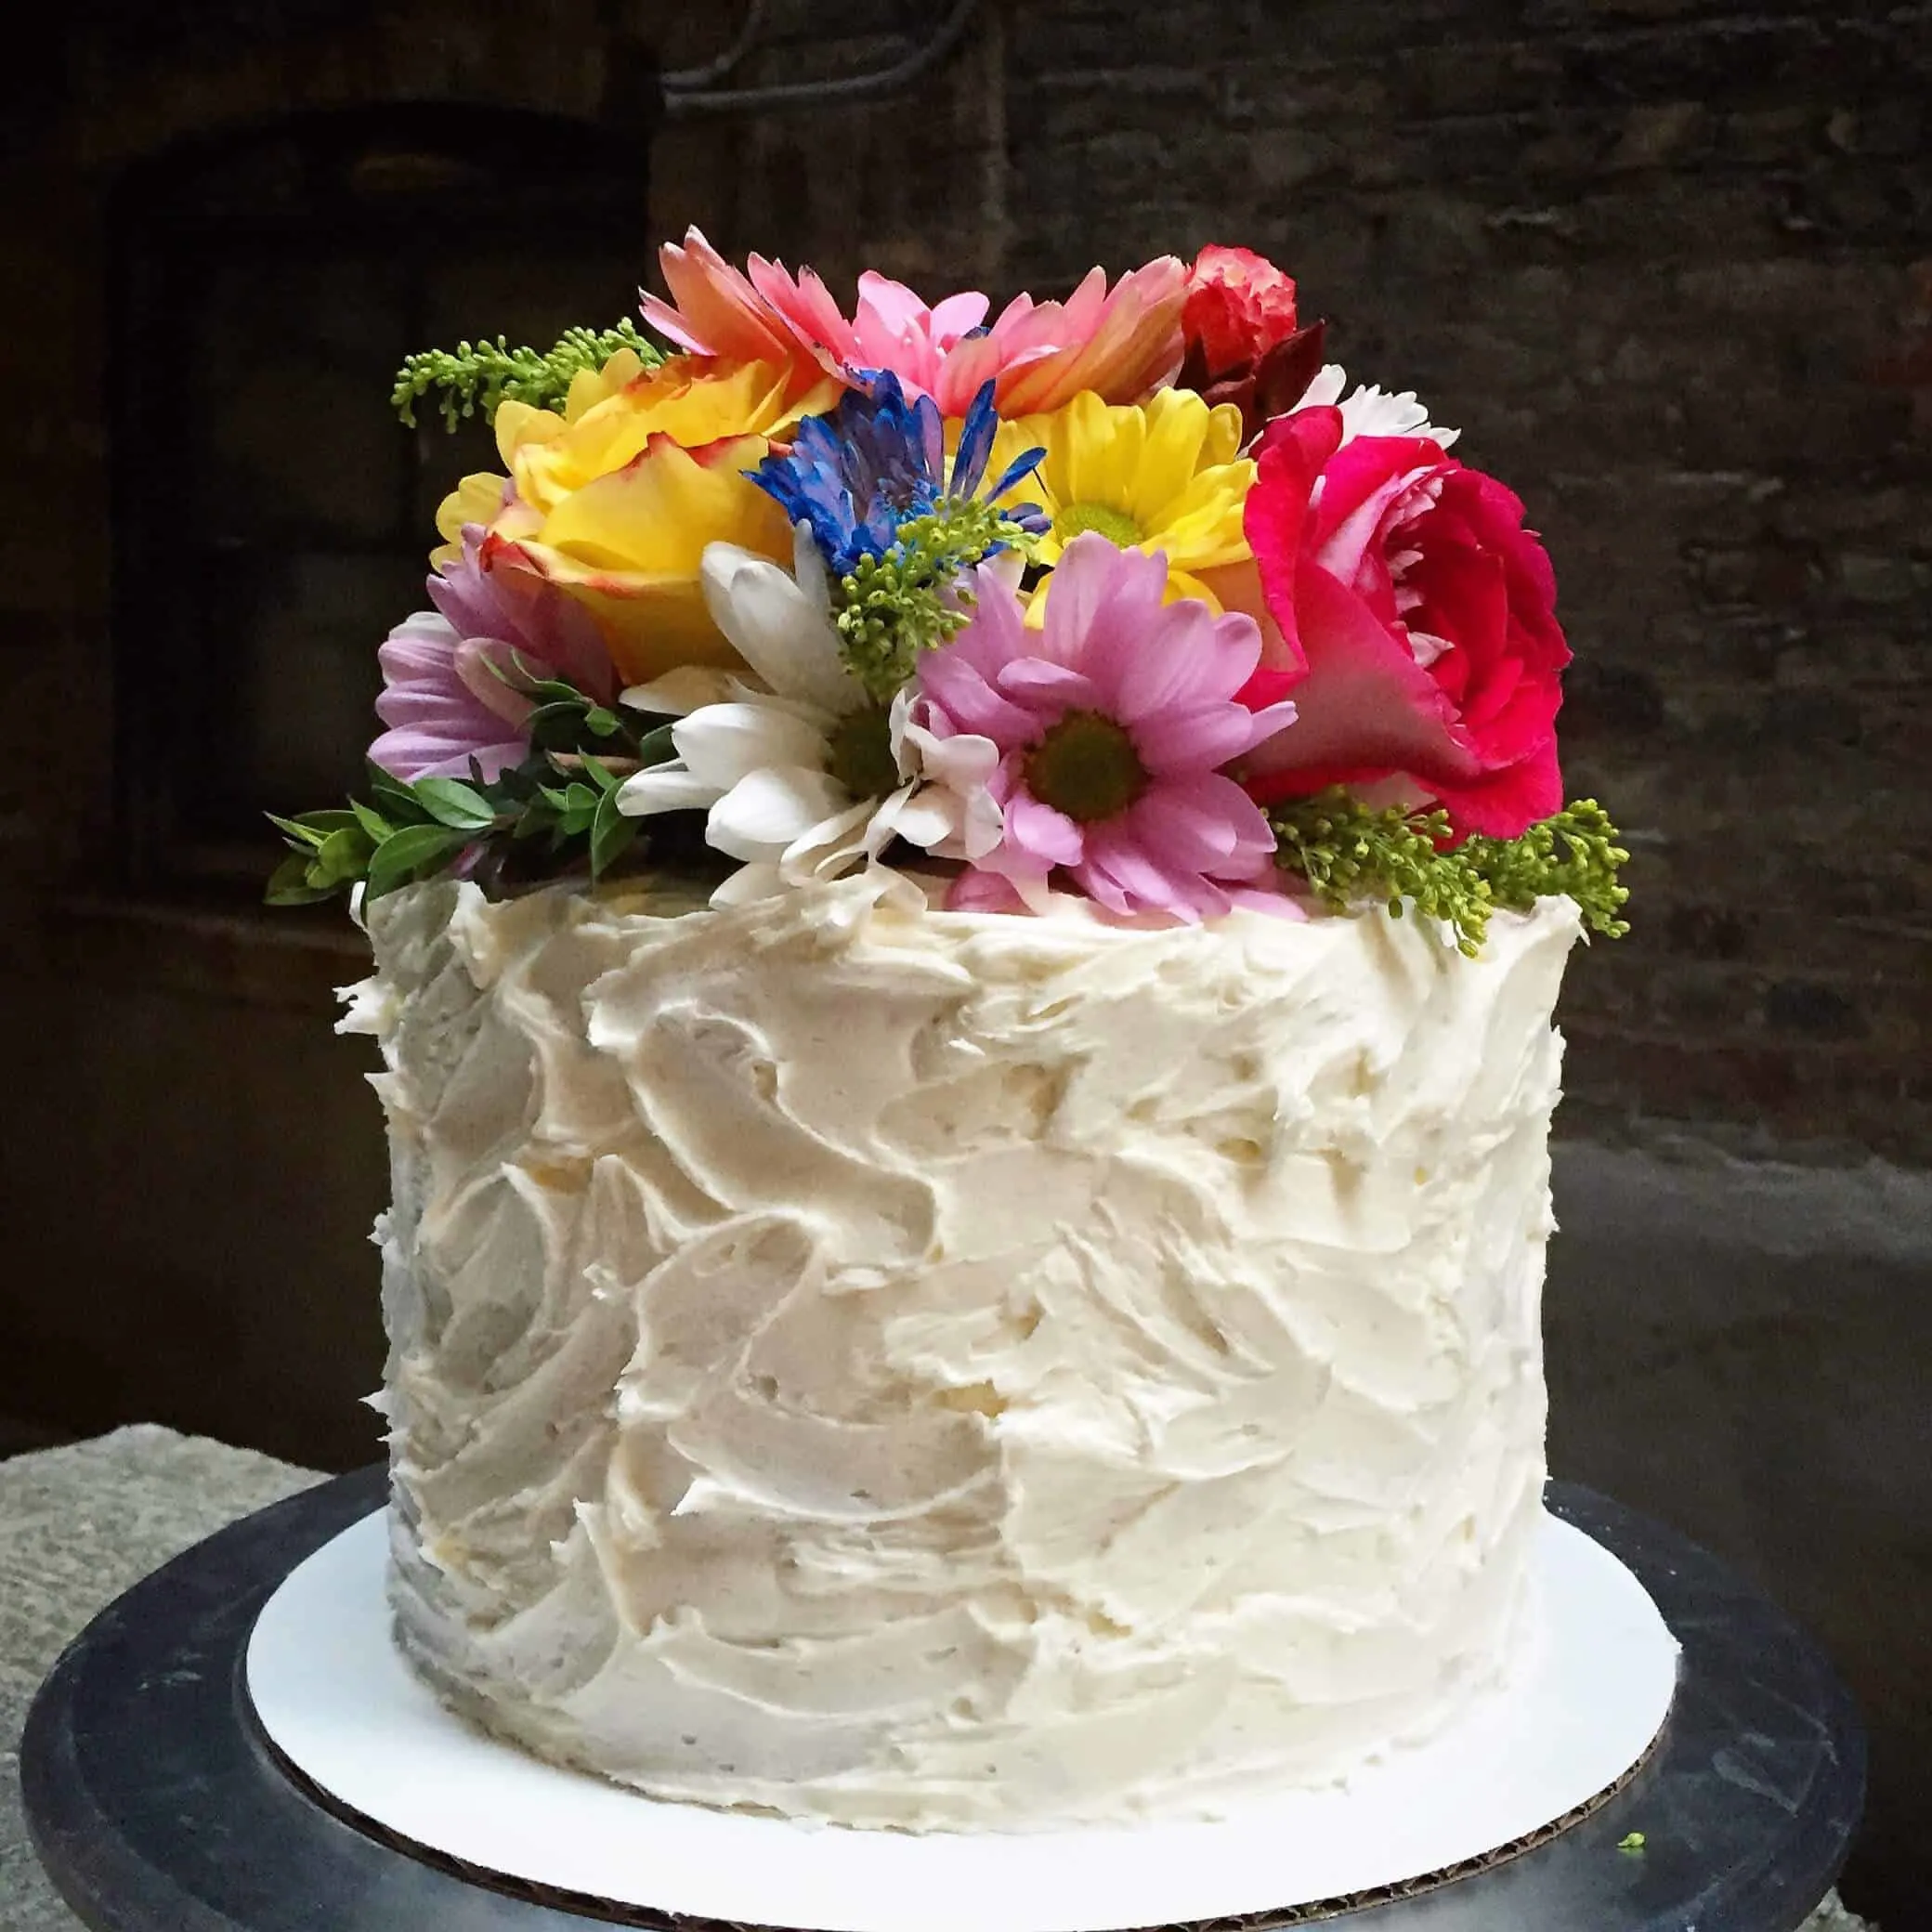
[1025,711,1147,823]
[1053,501,1142,549]
[824,706,898,800]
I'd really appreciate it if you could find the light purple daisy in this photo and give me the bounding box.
[905,533,1300,922]
[370,526,617,782]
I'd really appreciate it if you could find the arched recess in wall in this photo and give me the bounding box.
[107,102,653,888]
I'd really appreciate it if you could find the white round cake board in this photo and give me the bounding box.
[246,1508,1677,1932]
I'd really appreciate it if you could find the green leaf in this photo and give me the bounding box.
[350,799,395,842]
[632,722,677,766]
[365,824,469,900]
[578,751,620,794]
[583,705,622,738]
[590,787,638,880]
[264,852,337,906]
[266,812,330,851]
[557,782,600,836]
[366,764,434,824]
[411,777,498,831]
[312,826,375,888]
[525,699,591,737]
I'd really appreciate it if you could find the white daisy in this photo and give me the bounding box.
[617,534,950,908]
[1296,363,1459,449]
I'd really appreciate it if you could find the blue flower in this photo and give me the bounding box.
[751,375,1047,580]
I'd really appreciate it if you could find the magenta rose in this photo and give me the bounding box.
[1238,406,1570,839]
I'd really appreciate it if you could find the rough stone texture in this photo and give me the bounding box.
[0,1429,1873,1931]
[0,1427,316,1932]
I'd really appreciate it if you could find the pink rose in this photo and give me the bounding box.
[1239,407,1570,839]
[1178,245,1326,444]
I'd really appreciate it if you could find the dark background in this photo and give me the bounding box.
[0,1,1925,1921]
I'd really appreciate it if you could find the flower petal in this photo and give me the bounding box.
[710,861,788,908]
[672,701,829,789]
[1132,701,1267,777]
[700,543,855,713]
[706,764,852,861]
[621,665,738,717]
[1004,789,1086,868]
[616,766,725,817]
[1242,563,1481,794]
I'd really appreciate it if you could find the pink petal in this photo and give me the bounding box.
[997,659,1102,711]
[1429,735,1565,839]
[1004,789,1086,867]
[454,637,538,728]
[1108,596,1261,722]
[1074,823,1205,921]
[1132,700,1266,777]
[946,868,1033,914]
[928,290,992,344]
[641,229,797,364]
[1243,562,1481,793]
[749,256,856,366]
[1246,410,1342,675]
[1309,436,1445,587]
[919,650,1042,744]
[1042,535,1167,672]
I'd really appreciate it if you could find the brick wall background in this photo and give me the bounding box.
[0,1,1925,1919]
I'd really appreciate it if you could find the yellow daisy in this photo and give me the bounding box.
[987,387,1255,615]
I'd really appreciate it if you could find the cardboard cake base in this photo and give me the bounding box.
[245,1508,1677,1932]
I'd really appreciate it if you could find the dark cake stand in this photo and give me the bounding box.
[22,1469,1861,1932]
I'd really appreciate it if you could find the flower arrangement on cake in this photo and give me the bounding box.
[270,234,1626,953]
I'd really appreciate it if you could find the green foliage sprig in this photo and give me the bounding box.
[1268,790,1630,956]
[833,502,1041,702]
[268,673,675,906]
[392,320,665,431]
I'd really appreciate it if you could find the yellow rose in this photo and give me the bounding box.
[489,432,793,685]
[432,353,844,681]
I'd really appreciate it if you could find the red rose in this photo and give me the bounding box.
[1178,245,1326,444]
[1238,407,1570,839]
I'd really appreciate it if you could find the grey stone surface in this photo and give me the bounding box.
[1,1427,316,1931]
[0,1429,1874,1930]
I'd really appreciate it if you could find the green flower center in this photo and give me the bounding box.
[1053,501,1142,548]
[824,705,899,800]
[1025,710,1146,823]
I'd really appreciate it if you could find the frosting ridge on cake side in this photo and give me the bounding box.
[348,876,1579,1829]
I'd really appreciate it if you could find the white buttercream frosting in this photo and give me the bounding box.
[346,877,1579,1830]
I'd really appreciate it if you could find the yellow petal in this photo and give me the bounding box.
[510,435,791,683]
[493,399,567,470]
[1127,389,1212,529]
[435,470,510,547]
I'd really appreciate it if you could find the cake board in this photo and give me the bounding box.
[22,1469,1864,1932]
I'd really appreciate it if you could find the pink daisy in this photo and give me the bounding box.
[639,228,1187,417]
[906,535,1300,922]
[371,527,617,782]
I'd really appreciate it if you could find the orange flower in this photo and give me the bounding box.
[640,226,1188,417]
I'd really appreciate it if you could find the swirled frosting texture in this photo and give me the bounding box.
[348,879,1579,1829]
